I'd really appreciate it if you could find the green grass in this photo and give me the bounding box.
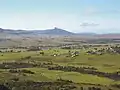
[0,48,120,87]
[0,51,36,61]
[25,68,113,85]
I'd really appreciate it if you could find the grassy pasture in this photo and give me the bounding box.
[0,47,120,90]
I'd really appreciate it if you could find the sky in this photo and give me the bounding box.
[0,0,120,33]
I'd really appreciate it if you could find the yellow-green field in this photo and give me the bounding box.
[0,48,120,90]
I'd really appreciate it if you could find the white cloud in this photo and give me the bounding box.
[80,22,99,27]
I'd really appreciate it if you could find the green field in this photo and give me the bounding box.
[0,47,120,90]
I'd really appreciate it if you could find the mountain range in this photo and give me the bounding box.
[0,27,73,35]
[0,27,120,38]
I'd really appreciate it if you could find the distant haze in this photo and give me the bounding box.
[0,0,120,33]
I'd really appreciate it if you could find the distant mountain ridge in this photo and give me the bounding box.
[1,27,120,38]
[32,27,74,35]
[0,27,74,35]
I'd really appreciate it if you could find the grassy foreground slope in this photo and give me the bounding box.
[0,48,120,90]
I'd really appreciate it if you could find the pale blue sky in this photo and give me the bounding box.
[0,0,120,33]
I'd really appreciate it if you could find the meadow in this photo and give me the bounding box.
[0,45,120,90]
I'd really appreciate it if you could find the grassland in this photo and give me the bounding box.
[0,46,120,90]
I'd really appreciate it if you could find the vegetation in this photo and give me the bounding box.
[0,44,120,90]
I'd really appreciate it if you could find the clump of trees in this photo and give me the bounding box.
[40,50,44,55]
[0,62,35,69]
[88,87,101,90]
[4,80,77,90]
[2,79,112,90]
[112,84,120,89]
[9,69,35,74]
[0,61,57,69]
[0,85,10,90]
[87,46,120,55]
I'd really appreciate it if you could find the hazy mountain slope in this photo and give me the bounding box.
[0,27,74,36]
[1,27,120,39]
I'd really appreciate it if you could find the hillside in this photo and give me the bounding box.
[1,27,120,39]
[0,27,74,36]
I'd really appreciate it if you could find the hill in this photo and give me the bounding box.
[0,27,74,36]
[1,27,120,39]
